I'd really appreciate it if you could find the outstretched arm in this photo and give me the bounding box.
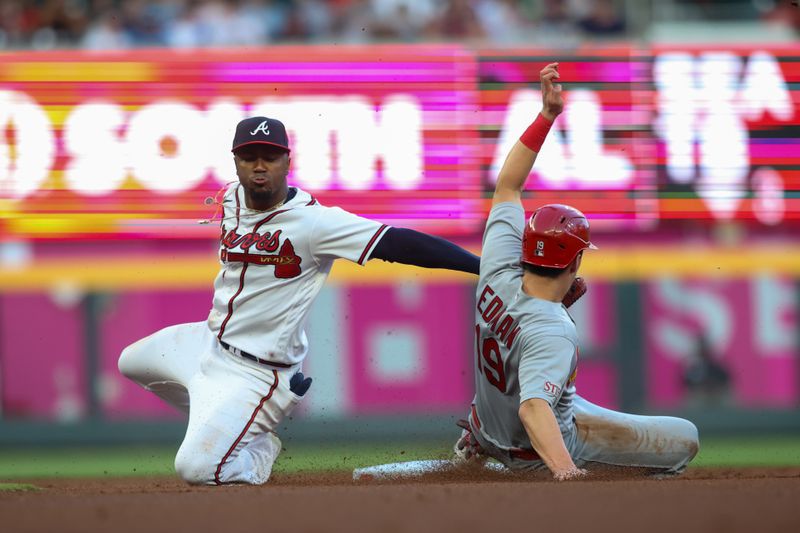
[370,227,479,275]
[519,398,587,481]
[493,63,564,207]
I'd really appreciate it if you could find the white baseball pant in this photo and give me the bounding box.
[118,321,303,485]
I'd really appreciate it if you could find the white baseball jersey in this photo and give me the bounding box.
[472,202,578,452]
[207,183,388,365]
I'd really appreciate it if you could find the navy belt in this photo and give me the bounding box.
[219,340,292,369]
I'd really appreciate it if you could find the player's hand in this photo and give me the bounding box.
[454,419,486,462]
[540,63,563,121]
[562,277,587,309]
[553,467,588,481]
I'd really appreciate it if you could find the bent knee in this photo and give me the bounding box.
[118,334,162,382]
[681,419,700,460]
[670,418,700,466]
[118,341,145,380]
[117,344,137,379]
[174,449,217,485]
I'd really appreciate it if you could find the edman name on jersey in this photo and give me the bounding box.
[476,285,521,349]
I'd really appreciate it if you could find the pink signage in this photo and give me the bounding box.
[645,276,797,408]
[101,290,213,419]
[0,294,86,420]
[10,274,797,419]
[346,284,472,414]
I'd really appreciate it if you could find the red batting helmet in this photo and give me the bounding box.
[521,204,597,269]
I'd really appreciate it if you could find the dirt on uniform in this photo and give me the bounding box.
[2,467,799,533]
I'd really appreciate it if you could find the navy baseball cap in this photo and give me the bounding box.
[231,116,290,153]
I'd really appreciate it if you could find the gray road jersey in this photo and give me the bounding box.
[472,202,579,453]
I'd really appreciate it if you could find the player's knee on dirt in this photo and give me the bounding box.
[174,447,217,485]
[667,418,700,472]
[680,419,700,462]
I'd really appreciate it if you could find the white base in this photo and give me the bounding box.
[352,459,507,481]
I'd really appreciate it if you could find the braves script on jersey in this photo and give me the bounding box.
[472,202,579,452]
[118,183,391,485]
[208,183,388,365]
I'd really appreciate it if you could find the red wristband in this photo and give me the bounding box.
[519,113,553,153]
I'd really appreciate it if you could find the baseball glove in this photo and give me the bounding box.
[290,372,313,396]
[562,277,587,308]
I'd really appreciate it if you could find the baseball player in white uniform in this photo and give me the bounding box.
[119,116,480,485]
[454,63,699,480]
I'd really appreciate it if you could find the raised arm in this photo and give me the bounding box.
[493,63,564,206]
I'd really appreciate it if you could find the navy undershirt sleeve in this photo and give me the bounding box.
[369,227,480,275]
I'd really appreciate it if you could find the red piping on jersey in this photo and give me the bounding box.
[217,206,290,341]
[218,263,249,340]
[233,185,241,232]
[306,196,317,206]
[218,187,244,341]
[214,370,279,485]
[357,224,388,265]
[253,209,290,231]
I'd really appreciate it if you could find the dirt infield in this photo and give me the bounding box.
[2,467,799,533]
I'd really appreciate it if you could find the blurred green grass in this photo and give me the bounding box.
[0,483,40,492]
[0,441,451,479]
[0,436,798,480]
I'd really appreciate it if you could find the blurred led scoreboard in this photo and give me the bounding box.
[479,46,799,229]
[0,44,798,240]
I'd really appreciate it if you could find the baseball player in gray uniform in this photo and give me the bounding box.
[454,63,699,480]
[119,115,480,485]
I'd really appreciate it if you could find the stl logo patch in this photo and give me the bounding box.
[250,121,270,136]
[543,381,562,397]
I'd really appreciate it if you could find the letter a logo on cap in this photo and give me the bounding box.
[232,116,290,153]
[250,121,270,136]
